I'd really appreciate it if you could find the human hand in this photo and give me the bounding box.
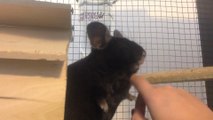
[131,75,213,120]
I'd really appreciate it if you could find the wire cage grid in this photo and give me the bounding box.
[36,0,207,119]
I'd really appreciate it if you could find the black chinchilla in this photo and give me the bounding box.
[64,21,146,120]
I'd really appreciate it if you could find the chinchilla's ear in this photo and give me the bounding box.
[87,21,112,49]
[113,29,123,38]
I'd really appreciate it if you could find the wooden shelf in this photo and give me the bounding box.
[0,1,71,119]
[0,0,71,61]
[0,0,71,29]
[0,78,66,120]
[0,26,70,61]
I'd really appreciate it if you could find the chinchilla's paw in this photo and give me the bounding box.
[127,93,137,101]
[98,99,109,112]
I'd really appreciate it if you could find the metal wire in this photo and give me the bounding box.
[36,0,207,119]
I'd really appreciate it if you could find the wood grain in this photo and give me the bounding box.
[0,1,71,29]
[0,1,70,119]
[0,79,66,120]
[0,1,71,61]
[0,22,71,61]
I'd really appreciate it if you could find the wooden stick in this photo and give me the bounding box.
[136,67,213,84]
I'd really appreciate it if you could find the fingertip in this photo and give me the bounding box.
[135,95,146,115]
[130,74,145,87]
[131,74,152,91]
[131,74,142,82]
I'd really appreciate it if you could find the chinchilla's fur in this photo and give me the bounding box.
[64,21,146,120]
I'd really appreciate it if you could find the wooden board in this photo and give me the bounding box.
[0,1,71,119]
[0,26,70,61]
[0,0,71,61]
[0,59,67,81]
[0,78,66,120]
[0,0,71,29]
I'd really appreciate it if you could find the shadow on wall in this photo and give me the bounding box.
[0,59,63,78]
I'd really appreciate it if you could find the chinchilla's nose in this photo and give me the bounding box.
[139,50,146,65]
[142,49,146,58]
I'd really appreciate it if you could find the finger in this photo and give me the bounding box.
[132,109,147,120]
[131,74,153,98]
[135,95,146,115]
[131,95,147,120]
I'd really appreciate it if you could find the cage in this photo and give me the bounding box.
[35,0,212,119]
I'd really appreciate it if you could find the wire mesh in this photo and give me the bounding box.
[36,0,207,119]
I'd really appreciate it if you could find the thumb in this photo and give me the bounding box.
[131,95,147,120]
[132,109,147,120]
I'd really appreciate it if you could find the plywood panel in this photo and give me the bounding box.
[0,0,71,29]
[0,59,67,120]
[0,26,70,61]
[0,78,66,120]
[0,1,70,119]
[0,59,67,81]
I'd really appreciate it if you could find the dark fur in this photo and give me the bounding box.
[64,22,146,120]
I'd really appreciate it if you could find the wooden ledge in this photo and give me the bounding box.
[0,26,70,61]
